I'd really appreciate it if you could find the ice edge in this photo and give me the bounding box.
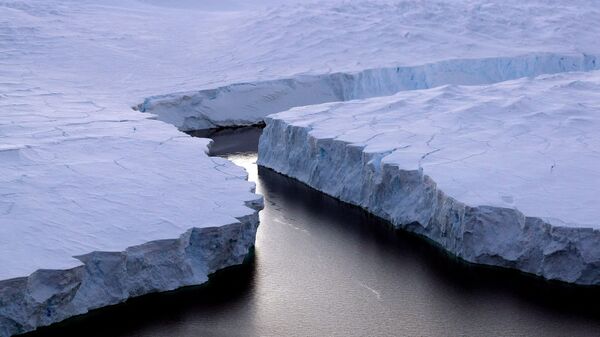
[257,118,600,286]
[139,53,599,131]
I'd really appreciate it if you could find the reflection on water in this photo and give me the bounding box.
[28,126,600,337]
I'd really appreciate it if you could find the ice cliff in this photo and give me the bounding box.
[0,115,263,336]
[140,53,599,130]
[258,71,600,285]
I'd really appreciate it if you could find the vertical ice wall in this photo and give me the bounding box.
[256,73,600,285]
[140,53,599,130]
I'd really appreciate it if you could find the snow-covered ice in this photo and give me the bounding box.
[0,98,265,281]
[0,83,264,336]
[0,0,273,335]
[0,109,263,335]
[3,0,600,334]
[139,1,600,129]
[258,71,600,284]
[4,0,600,130]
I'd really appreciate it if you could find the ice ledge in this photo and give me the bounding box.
[139,53,599,131]
[257,73,600,284]
[0,212,260,337]
[0,114,264,336]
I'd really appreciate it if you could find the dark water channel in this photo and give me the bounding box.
[28,126,600,337]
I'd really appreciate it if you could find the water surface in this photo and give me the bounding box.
[28,126,600,337]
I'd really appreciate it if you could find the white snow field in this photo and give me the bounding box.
[2,0,600,334]
[258,71,600,284]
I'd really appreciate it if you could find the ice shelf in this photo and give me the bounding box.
[258,71,600,285]
[0,112,263,336]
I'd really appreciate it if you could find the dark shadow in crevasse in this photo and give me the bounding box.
[186,124,264,156]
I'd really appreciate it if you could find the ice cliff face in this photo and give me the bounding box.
[258,71,600,285]
[0,214,259,337]
[140,53,599,131]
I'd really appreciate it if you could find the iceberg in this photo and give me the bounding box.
[0,115,262,336]
[258,71,600,285]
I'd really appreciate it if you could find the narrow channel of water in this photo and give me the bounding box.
[28,126,600,337]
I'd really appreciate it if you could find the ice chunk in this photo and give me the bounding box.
[258,71,600,284]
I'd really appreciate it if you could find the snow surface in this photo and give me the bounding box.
[3,0,600,130]
[0,118,261,280]
[262,72,600,228]
[258,71,600,284]
[138,0,600,129]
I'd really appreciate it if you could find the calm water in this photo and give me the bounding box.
[29,127,600,337]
